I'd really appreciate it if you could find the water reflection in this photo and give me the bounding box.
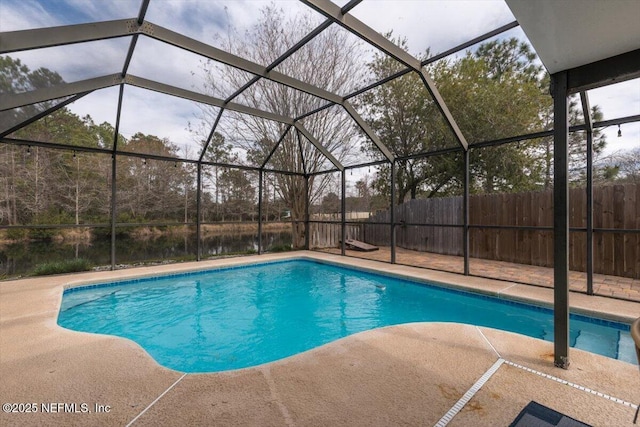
[0,231,292,277]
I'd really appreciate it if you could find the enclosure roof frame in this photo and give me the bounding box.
[0,0,637,173]
[0,11,393,172]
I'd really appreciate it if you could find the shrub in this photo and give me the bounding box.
[92,227,112,239]
[268,244,292,253]
[27,227,57,241]
[5,228,28,241]
[31,258,93,276]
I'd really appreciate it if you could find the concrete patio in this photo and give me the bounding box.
[319,247,640,302]
[1,252,639,426]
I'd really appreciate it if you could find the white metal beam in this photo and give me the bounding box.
[260,125,293,169]
[126,75,295,124]
[0,19,136,53]
[295,122,344,171]
[580,91,593,132]
[0,93,89,136]
[1,74,123,111]
[342,101,394,162]
[1,74,296,125]
[299,0,421,70]
[416,70,468,151]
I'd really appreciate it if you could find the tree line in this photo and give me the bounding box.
[358,35,630,204]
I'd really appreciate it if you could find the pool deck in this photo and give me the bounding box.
[1,251,639,426]
[319,246,640,301]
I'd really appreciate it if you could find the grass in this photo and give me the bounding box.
[31,258,94,276]
[201,222,290,235]
[205,249,258,258]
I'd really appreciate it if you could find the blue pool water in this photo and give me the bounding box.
[58,259,636,373]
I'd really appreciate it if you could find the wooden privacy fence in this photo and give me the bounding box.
[309,184,640,279]
[309,223,361,248]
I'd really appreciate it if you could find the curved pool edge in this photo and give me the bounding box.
[53,252,638,374]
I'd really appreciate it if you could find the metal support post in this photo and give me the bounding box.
[581,92,594,295]
[305,175,310,250]
[110,84,124,271]
[552,71,570,369]
[390,160,396,264]
[110,155,117,270]
[196,163,202,261]
[258,170,263,254]
[586,130,594,295]
[463,150,470,275]
[341,170,346,256]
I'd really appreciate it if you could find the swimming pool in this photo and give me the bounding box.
[58,259,636,373]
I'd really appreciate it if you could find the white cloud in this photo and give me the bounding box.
[144,0,230,46]
[600,123,640,156]
[588,79,640,155]
[128,36,208,91]
[118,85,203,157]
[0,0,139,30]
[349,0,516,56]
[589,79,640,120]
[0,0,61,30]
[68,86,121,127]
[9,37,130,83]
[62,0,139,22]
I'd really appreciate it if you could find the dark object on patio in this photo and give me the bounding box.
[344,239,379,252]
[509,401,591,427]
[632,317,640,424]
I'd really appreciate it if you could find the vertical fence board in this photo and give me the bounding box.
[613,185,625,277]
[602,186,615,275]
[544,190,554,267]
[623,184,637,277]
[593,186,603,274]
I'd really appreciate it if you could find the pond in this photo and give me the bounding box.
[0,231,292,278]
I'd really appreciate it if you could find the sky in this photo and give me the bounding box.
[1,0,638,161]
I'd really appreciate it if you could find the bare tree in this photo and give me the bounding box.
[616,147,640,184]
[0,145,19,225]
[19,145,50,222]
[56,152,103,225]
[597,147,640,184]
[199,5,366,247]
